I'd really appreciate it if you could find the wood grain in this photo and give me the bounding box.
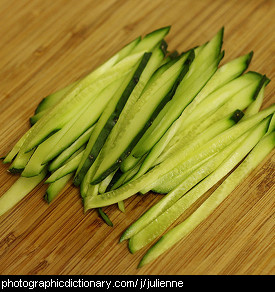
[0,0,274,275]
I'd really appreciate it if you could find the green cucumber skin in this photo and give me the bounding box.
[138,130,275,268]
[90,50,195,185]
[73,53,152,187]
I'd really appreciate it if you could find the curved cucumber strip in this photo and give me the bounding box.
[139,130,275,267]
[0,168,47,216]
[83,104,275,209]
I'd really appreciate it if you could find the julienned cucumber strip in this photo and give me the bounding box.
[74,53,152,188]
[90,50,195,184]
[45,173,73,203]
[131,28,224,158]
[6,38,141,162]
[138,130,275,267]
[34,79,79,114]
[84,44,169,184]
[73,28,171,187]
[120,132,247,241]
[48,125,95,172]
[127,116,271,252]
[130,109,244,186]
[45,147,84,183]
[83,104,275,209]
[152,73,268,166]
[0,168,47,216]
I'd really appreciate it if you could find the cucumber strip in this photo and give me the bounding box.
[44,173,73,203]
[97,208,113,227]
[266,114,275,134]
[128,116,271,253]
[120,153,144,173]
[3,131,30,164]
[121,120,248,241]
[90,50,195,184]
[48,125,94,172]
[30,110,47,125]
[168,72,264,141]
[138,130,275,267]
[131,109,244,186]
[95,42,168,152]
[35,80,79,114]
[154,73,267,165]
[74,53,152,187]
[8,149,35,173]
[244,77,269,118]
[85,44,168,182]
[83,104,275,209]
[14,52,144,159]
[98,171,116,194]
[42,76,126,165]
[111,156,147,191]
[131,28,224,158]
[45,147,84,183]
[118,201,125,213]
[20,74,126,177]
[0,168,47,216]
[130,27,170,55]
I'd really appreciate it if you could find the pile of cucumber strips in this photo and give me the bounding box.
[1,26,274,267]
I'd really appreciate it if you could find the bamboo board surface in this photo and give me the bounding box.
[0,0,274,275]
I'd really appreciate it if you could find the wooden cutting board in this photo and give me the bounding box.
[0,0,274,275]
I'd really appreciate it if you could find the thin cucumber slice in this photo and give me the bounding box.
[128,116,271,253]
[45,173,73,203]
[14,52,143,160]
[20,74,125,177]
[74,53,152,187]
[30,110,47,125]
[111,156,146,191]
[98,171,116,194]
[90,50,195,184]
[48,125,94,172]
[244,77,269,118]
[138,130,275,267]
[0,168,47,216]
[8,149,35,173]
[121,118,248,241]
[131,28,224,158]
[154,73,267,165]
[130,26,170,55]
[131,109,244,188]
[86,44,168,182]
[3,131,31,164]
[34,80,79,114]
[118,201,125,213]
[45,147,84,183]
[97,208,113,227]
[83,104,275,209]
